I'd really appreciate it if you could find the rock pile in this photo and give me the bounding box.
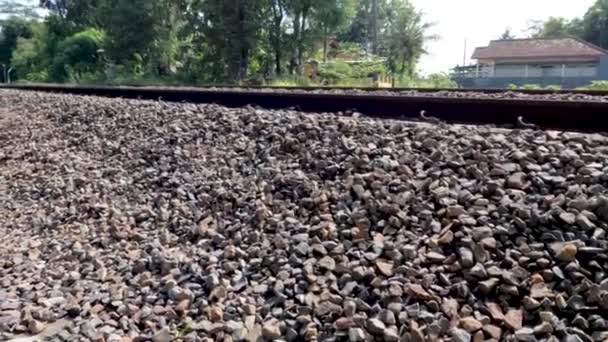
[0,89,607,342]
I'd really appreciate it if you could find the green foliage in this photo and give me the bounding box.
[508,84,546,90]
[318,60,353,84]
[499,28,515,40]
[49,28,105,82]
[529,17,579,38]
[340,0,390,54]
[313,0,357,61]
[3,0,436,86]
[268,75,316,87]
[333,42,365,59]
[99,0,158,65]
[183,0,265,82]
[422,73,458,88]
[581,0,608,48]
[396,73,457,88]
[0,17,34,67]
[531,1,608,49]
[579,80,608,90]
[350,60,386,79]
[383,0,436,77]
[10,21,47,81]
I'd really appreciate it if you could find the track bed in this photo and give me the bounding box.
[0,90,607,341]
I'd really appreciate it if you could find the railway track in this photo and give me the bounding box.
[1,87,608,342]
[2,83,608,132]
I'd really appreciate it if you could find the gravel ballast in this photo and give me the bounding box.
[0,89,607,342]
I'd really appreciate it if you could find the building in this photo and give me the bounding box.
[452,37,608,89]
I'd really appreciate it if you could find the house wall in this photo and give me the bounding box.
[453,58,608,89]
[493,62,598,78]
[454,76,598,89]
[599,56,608,79]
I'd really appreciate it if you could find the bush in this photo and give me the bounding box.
[579,80,608,90]
[422,73,457,88]
[11,22,48,81]
[318,61,353,84]
[0,17,35,67]
[350,60,387,79]
[268,75,315,87]
[508,84,542,90]
[49,28,105,82]
[394,73,457,88]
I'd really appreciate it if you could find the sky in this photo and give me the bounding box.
[411,0,596,75]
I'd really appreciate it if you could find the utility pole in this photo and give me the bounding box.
[463,39,467,67]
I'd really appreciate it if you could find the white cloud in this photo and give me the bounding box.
[411,0,596,75]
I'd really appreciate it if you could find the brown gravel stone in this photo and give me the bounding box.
[0,90,605,342]
[504,309,523,331]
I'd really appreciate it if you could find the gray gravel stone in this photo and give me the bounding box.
[450,328,471,342]
[348,328,366,342]
[0,90,606,341]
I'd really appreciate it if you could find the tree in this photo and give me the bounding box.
[97,0,158,65]
[3,0,435,84]
[340,0,389,53]
[148,1,183,76]
[383,0,436,77]
[528,17,582,39]
[0,17,35,67]
[567,18,585,39]
[581,0,608,48]
[38,0,67,17]
[11,21,48,81]
[185,0,264,82]
[499,28,515,40]
[283,0,358,72]
[267,0,287,75]
[286,0,314,74]
[49,28,105,81]
[314,0,357,62]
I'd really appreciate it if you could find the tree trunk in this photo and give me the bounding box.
[237,0,248,82]
[240,47,249,81]
[270,0,283,75]
[323,26,328,62]
[275,48,282,75]
[297,6,309,75]
[371,0,378,54]
[293,12,301,75]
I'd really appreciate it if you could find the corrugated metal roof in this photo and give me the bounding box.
[472,38,608,60]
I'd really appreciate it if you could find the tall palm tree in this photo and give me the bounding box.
[382,0,437,77]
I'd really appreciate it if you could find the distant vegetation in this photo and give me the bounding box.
[518,0,608,49]
[0,0,445,88]
[507,82,608,91]
[508,84,561,90]
[578,81,608,90]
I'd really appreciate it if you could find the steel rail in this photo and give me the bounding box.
[7,82,608,96]
[2,83,608,132]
